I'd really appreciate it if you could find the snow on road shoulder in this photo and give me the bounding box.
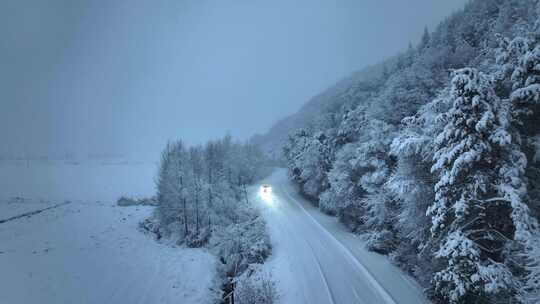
[246,182,299,304]
[278,170,428,304]
[257,169,428,304]
[0,201,216,304]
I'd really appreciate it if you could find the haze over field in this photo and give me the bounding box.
[1,0,466,160]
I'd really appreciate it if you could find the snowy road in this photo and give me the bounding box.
[0,201,216,304]
[259,169,428,304]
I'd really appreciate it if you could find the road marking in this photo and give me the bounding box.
[304,238,337,304]
[280,184,398,304]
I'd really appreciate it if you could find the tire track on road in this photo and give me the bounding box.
[280,183,398,304]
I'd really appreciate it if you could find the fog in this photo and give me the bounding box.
[1,0,468,161]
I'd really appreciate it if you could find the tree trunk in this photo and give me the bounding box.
[195,189,200,235]
[208,167,213,208]
[183,197,188,236]
[243,183,249,205]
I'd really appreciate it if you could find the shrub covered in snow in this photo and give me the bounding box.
[209,216,271,278]
[234,266,278,304]
[138,215,162,240]
[117,196,158,207]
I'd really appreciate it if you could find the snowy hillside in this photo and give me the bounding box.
[251,64,385,160]
[277,1,540,303]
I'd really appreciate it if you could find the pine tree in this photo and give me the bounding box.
[283,129,332,200]
[497,32,540,302]
[388,94,452,283]
[511,41,540,304]
[419,26,431,50]
[430,68,532,303]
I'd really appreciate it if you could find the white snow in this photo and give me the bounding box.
[0,160,216,304]
[1,161,429,304]
[258,169,428,304]
[0,197,60,220]
[0,202,216,304]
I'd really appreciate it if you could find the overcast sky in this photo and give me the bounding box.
[0,0,469,160]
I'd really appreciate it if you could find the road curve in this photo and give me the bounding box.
[257,169,428,304]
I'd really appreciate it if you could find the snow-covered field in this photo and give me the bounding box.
[0,160,216,304]
[258,169,428,304]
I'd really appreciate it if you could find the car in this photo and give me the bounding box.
[261,184,272,193]
[259,184,273,204]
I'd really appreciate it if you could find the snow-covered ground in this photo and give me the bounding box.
[0,197,60,220]
[0,161,429,304]
[257,169,428,304]
[0,160,216,304]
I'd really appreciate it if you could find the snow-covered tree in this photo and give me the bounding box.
[429,68,534,303]
[155,136,271,247]
[352,120,396,250]
[387,93,452,284]
[270,2,540,302]
[369,65,438,125]
[496,30,540,303]
[418,26,431,51]
[321,118,397,252]
[156,141,190,230]
[283,129,333,200]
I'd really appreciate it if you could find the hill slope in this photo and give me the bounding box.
[257,0,540,303]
